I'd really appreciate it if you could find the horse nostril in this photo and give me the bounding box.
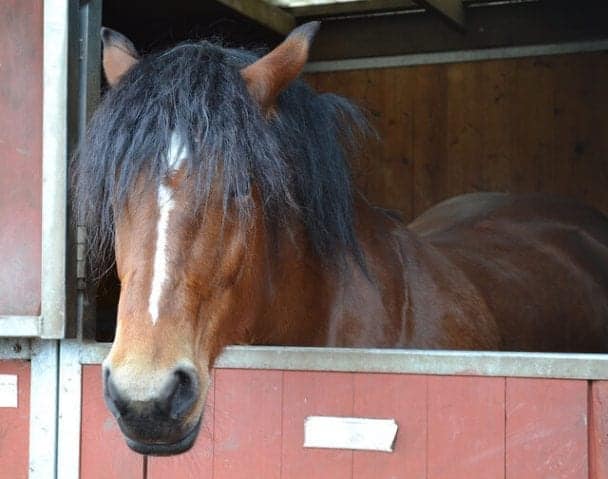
[103,369,129,418]
[158,367,199,421]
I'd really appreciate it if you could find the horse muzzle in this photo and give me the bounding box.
[103,364,203,455]
[124,417,202,455]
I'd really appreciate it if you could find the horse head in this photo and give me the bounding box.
[95,23,320,455]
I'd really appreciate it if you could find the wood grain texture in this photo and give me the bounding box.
[80,365,144,479]
[589,381,608,479]
[427,375,505,479]
[0,0,43,315]
[0,361,30,479]
[412,64,448,216]
[281,371,354,479]
[506,378,588,479]
[306,51,608,221]
[76,370,605,479]
[352,374,427,479]
[478,58,516,194]
[213,369,283,479]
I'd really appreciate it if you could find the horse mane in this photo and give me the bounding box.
[73,40,370,274]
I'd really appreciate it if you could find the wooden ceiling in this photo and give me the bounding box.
[101,0,607,61]
[215,0,468,34]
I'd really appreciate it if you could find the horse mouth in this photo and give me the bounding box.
[124,418,202,456]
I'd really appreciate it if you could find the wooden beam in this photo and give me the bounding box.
[215,0,296,35]
[308,1,608,61]
[286,0,420,18]
[413,0,465,30]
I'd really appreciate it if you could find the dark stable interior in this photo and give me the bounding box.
[103,0,280,55]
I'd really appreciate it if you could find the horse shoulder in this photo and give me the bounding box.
[353,200,501,350]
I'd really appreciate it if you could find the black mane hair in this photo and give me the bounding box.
[73,40,370,274]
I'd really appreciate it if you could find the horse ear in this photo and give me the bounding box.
[101,27,139,87]
[241,21,320,111]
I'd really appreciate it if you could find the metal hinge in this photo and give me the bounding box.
[79,36,85,61]
[76,225,87,290]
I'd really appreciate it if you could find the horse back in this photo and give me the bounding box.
[409,193,608,352]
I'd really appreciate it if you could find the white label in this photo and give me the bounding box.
[304,416,398,452]
[0,374,18,408]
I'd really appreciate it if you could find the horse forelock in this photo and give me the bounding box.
[73,39,371,276]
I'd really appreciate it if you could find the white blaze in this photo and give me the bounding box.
[148,132,187,325]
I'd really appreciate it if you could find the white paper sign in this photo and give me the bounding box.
[0,374,18,408]
[304,416,398,452]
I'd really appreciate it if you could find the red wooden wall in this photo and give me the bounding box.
[81,366,145,478]
[0,0,43,315]
[81,365,608,479]
[0,361,31,479]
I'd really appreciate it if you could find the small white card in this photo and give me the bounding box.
[304,416,398,452]
[0,374,18,408]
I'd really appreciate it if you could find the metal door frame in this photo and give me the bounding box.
[0,339,58,479]
[0,0,69,339]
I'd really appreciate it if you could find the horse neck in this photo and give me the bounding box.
[252,222,336,346]
[254,195,414,347]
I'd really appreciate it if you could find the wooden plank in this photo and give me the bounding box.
[147,370,215,479]
[506,56,554,194]
[281,371,354,478]
[590,381,608,479]
[427,376,505,479]
[456,61,485,196]
[412,63,448,216]
[561,52,608,212]
[477,58,515,194]
[551,54,593,205]
[215,0,295,35]
[287,0,419,18]
[413,0,465,30]
[0,361,30,479]
[588,52,608,214]
[379,67,416,220]
[506,378,588,479]
[213,369,282,479]
[0,0,43,316]
[444,61,483,200]
[352,374,427,479]
[80,365,144,479]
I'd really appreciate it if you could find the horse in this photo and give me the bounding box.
[73,22,608,456]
